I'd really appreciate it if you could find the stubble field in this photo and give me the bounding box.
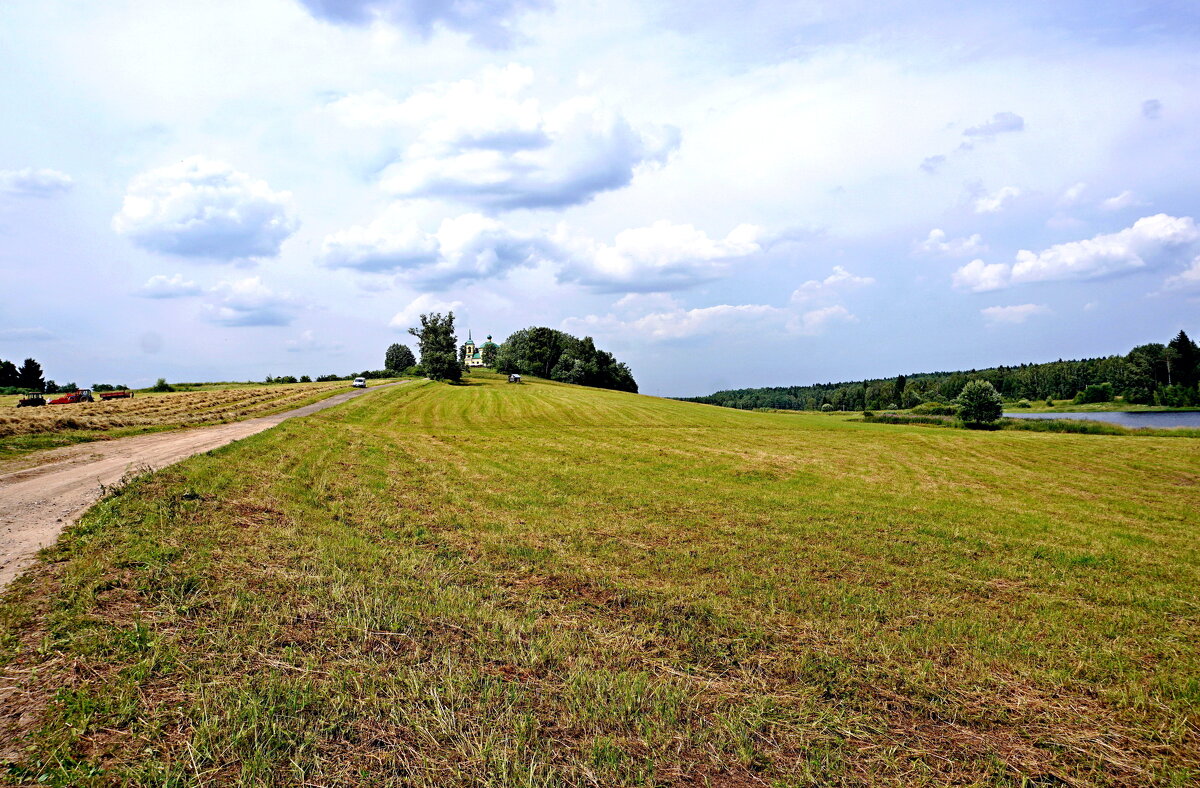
[0,373,1196,786]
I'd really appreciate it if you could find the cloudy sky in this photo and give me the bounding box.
[2,1,1199,396]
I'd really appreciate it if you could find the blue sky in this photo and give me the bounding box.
[1,0,1198,396]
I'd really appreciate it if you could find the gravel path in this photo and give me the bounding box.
[0,383,398,590]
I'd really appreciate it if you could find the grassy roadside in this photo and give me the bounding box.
[0,373,1196,786]
[0,381,400,467]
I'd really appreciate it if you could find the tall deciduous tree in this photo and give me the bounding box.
[480,342,498,368]
[956,379,1003,426]
[384,343,416,372]
[408,313,461,382]
[17,358,44,391]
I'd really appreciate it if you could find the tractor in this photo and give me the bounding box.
[16,392,45,407]
[48,389,94,405]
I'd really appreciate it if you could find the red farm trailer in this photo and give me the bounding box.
[98,390,134,400]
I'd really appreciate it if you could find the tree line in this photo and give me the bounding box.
[682,330,1200,411]
[403,313,638,393]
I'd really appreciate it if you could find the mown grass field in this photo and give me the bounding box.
[0,373,1196,786]
[0,381,380,463]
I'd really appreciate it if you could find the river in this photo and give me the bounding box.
[1003,410,1200,429]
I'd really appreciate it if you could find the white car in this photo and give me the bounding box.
[352,377,367,388]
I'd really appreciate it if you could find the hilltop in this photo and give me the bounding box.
[0,372,1196,785]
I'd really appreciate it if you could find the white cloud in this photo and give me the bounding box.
[974,186,1022,214]
[791,304,857,335]
[952,259,1013,292]
[560,220,762,292]
[0,327,56,341]
[0,168,73,198]
[915,228,985,257]
[284,329,343,353]
[1099,190,1144,212]
[294,0,547,49]
[388,293,466,332]
[113,157,299,260]
[203,277,301,326]
[1163,257,1200,290]
[321,209,555,287]
[137,273,202,298]
[981,303,1051,324]
[566,302,787,342]
[1058,182,1087,206]
[329,65,680,210]
[963,111,1025,138]
[954,214,1200,291]
[790,265,874,302]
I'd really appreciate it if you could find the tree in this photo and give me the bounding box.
[384,343,416,372]
[1167,330,1199,389]
[18,358,44,391]
[494,327,637,393]
[956,379,1003,426]
[892,374,907,406]
[0,359,18,388]
[480,342,498,368]
[408,312,461,382]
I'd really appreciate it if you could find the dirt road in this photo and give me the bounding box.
[0,383,398,590]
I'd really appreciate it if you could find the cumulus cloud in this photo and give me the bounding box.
[981,304,1051,325]
[295,0,547,48]
[963,111,1025,138]
[916,229,985,257]
[954,214,1200,292]
[1142,99,1162,120]
[0,168,73,198]
[328,65,679,210]
[565,302,788,342]
[790,265,874,302]
[1163,257,1200,290]
[113,157,299,260]
[137,273,202,298]
[388,293,465,331]
[559,220,762,292]
[320,209,554,287]
[974,186,1021,214]
[791,304,857,335]
[203,277,301,326]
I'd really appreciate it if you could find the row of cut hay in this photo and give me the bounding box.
[0,383,344,438]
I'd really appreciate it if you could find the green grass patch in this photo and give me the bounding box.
[0,373,1196,785]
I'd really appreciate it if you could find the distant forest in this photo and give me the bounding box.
[681,330,1200,411]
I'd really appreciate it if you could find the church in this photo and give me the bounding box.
[461,332,498,367]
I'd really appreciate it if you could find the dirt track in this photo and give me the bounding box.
[0,383,397,590]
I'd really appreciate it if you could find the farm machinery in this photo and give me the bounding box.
[49,389,94,404]
[98,390,134,400]
[16,392,45,407]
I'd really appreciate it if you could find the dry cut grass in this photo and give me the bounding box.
[0,383,353,461]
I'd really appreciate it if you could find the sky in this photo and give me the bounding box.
[2,1,1199,397]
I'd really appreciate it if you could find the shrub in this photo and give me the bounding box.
[299,375,312,383]
[1015,399,1032,408]
[911,401,959,416]
[1074,383,1114,404]
[1046,398,1054,407]
[820,403,834,412]
[956,379,1003,426]
[150,378,174,393]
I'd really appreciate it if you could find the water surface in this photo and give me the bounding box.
[1003,411,1200,429]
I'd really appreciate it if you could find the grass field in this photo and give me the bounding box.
[0,373,1196,786]
[0,381,379,462]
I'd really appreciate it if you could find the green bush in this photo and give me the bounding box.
[956,380,1003,426]
[150,378,174,393]
[1074,382,1114,404]
[1015,399,1032,408]
[911,401,959,416]
[820,403,834,412]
